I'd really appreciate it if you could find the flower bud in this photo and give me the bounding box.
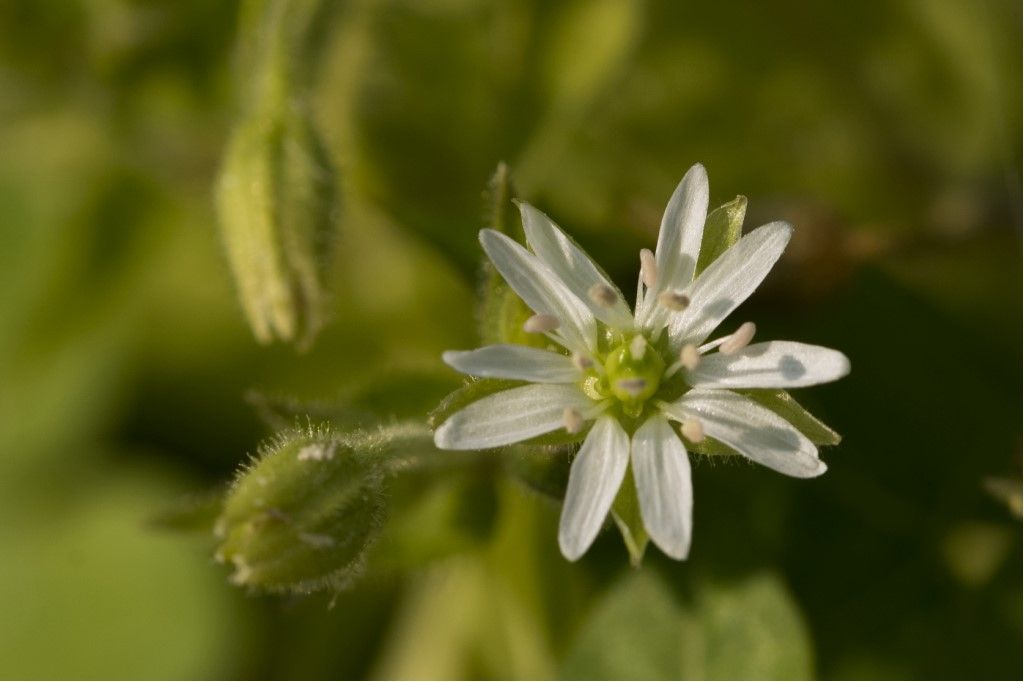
[215,105,339,350]
[215,424,391,593]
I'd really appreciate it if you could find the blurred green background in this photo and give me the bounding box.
[0,0,1020,678]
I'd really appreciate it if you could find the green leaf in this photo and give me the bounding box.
[561,570,815,679]
[561,571,681,679]
[738,388,842,446]
[695,195,746,277]
[679,573,815,679]
[610,468,648,566]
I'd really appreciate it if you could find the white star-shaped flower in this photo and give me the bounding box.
[433,164,850,561]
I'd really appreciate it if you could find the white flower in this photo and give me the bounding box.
[433,164,850,562]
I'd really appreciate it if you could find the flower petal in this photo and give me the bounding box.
[443,345,581,383]
[637,164,709,326]
[664,388,825,478]
[480,229,597,353]
[434,384,593,450]
[519,202,635,330]
[631,415,693,559]
[686,341,851,389]
[559,416,630,560]
[665,221,792,350]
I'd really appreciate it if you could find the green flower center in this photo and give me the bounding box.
[603,335,665,417]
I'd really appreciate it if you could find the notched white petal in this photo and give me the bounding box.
[442,345,582,383]
[666,221,792,350]
[631,415,693,560]
[686,341,851,389]
[434,384,593,450]
[518,202,634,330]
[638,164,709,326]
[559,416,630,561]
[664,388,825,478]
[480,229,597,353]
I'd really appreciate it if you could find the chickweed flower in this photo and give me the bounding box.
[434,164,850,561]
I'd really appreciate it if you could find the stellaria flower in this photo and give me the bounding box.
[433,164,850,561]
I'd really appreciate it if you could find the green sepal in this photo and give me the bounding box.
[428,378,524,431]
[738,388,842,446]
[683,389,840,457]
[695,196,746,277]
[686,436,743,458]
[611,467,648,566]
[478,162,535,347]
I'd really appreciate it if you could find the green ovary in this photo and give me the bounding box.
[603,335,665,417]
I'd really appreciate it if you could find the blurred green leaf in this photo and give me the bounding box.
[562,570,814,679]
[680,573,815,679]
[0,470,250,678]
[150,488,225,534]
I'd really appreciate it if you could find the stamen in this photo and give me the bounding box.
[658,290,690,311]
[679,343,701,371]
[615,377,648,397]
[639,248,658,289]
[523,313,560,334]
[588,283,617,308]
[572,352,594,371]
[563,407,584,434]
[629,335,647,360]
[720,321,756,355]
[681,418,705,443]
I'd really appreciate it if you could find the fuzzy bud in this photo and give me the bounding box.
[216,106,339,351]
[214,424,413,593]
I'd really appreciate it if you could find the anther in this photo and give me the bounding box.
[563,407,584,434]
[658,290,690,311]
[720,321,756,355]
[639,249,658,289]
[572,352,594,371]
[588,283,617,308]
[679,344,701,371]
[615,377,648,397]
[523,313,560,334]
[681,418,705,443]
[629,335,647,360]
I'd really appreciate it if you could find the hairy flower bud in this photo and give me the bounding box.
[216,105,339,350]
[214,424,422,593]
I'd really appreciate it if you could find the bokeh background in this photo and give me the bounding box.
[0,0,1020,678]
